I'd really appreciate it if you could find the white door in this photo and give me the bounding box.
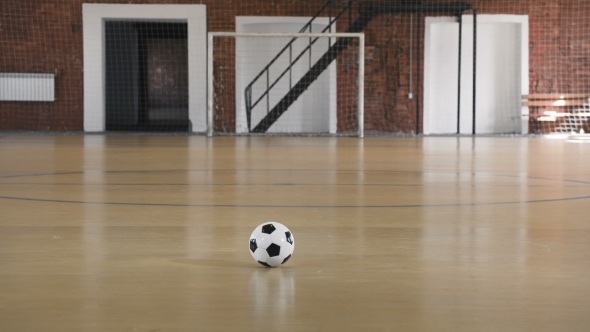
[424,15,529,135]
[235,17,336,134]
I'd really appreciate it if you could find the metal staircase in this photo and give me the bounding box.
[244,0,371,133]
[244,1,474,133]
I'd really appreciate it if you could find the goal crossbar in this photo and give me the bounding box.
[207,32,365,137]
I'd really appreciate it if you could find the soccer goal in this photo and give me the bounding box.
[207,32,364,137]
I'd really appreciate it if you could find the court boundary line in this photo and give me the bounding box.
[0,194,589,208]
[1,169,589,208]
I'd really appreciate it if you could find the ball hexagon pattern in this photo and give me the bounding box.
[249,221,295,268]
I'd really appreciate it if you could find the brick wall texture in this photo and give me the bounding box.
[1,0,589,133]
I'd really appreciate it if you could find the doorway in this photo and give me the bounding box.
[105,22,188,132]
[423,15,529,135]
[82,4,207,133]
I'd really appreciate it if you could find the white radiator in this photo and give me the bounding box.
[0,73,56,102]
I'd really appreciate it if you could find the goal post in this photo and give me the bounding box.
[207,32,364,137]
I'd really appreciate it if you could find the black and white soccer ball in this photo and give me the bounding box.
[249,222,294,268]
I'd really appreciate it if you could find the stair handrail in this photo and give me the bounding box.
[244,0,355,131]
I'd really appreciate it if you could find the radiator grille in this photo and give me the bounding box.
[0,73,56,102]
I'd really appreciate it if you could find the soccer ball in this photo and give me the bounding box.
[249,222,294,268]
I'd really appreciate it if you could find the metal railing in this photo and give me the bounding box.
[244,0,355,132]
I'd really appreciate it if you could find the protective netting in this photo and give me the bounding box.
[0,0,588,135]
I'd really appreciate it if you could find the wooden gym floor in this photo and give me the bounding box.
[0,134,589,331]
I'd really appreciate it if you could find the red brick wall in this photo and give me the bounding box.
[212,37,235,133]
[362,13,418,133]
[0,1,84,131]
[1,0,589,133]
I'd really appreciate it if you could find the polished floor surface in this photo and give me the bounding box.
[1,135,589,331]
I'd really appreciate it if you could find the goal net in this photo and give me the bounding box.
[207,32,364,137]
